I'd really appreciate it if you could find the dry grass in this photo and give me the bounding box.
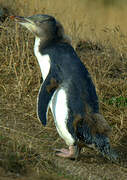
[0,0,127,179]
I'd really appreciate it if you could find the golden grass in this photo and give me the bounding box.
[0,0,127,179]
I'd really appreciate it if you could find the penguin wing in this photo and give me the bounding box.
[37,73,60,126]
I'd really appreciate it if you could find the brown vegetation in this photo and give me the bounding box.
[0,0,127,179]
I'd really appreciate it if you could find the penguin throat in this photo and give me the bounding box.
[34,37,51,81]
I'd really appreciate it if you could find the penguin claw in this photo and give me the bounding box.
[54,148,69,154]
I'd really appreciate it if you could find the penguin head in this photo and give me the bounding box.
[10,14,71,43]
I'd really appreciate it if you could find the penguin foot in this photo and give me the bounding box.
[55,145,80,159]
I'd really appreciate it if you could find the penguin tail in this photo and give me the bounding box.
[86,113,118,161]
[76,112,118,162]
[92,133,118,162]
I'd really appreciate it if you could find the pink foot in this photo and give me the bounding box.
[55,145,80,159]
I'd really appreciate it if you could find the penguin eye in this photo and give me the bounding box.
[36,21,41,25]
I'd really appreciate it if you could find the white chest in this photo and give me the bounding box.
[34,37,51,81]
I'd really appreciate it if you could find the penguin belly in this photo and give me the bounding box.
[49,88,75,146]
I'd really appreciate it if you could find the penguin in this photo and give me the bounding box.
[10,14,118,161]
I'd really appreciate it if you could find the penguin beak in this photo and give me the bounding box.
[10,16,34,25]
[10,15,36,33]
[10,16,25,22]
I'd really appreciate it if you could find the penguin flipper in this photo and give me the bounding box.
[37,75,59,126]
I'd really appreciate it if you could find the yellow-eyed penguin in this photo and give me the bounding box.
[10,14,118,161]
